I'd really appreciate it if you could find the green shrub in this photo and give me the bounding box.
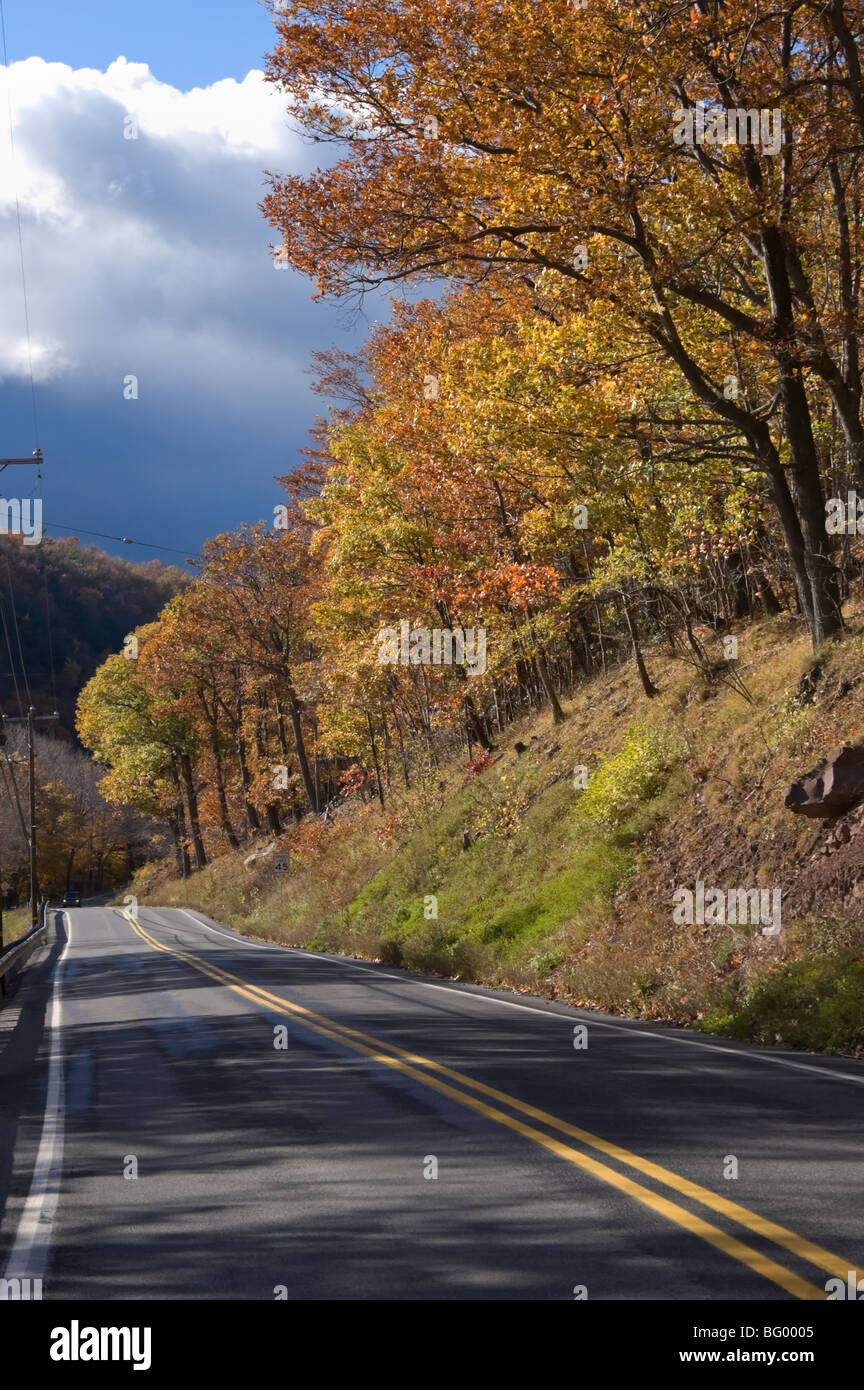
[697,956,864,1053]
[579,724,683,829]
[379,937,404,967]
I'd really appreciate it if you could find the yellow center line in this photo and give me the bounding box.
[119,910,843,1300]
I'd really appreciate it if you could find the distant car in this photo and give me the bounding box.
[62,890,82,907]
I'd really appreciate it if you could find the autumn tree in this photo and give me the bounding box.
[263,0,864,648]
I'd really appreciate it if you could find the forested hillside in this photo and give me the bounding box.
[0,724,160,908]
[0,537,187,733]
[0,537,185,907]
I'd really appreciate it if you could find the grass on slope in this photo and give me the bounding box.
[137,606,864,1055]
[1,907,32,947]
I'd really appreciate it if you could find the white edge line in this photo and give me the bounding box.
[151,908,864,1090]
[177,908,272,948]
[3,909,70,1282]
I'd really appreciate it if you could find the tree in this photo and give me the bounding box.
[263,0,864,647]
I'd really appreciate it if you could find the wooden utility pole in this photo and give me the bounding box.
[0,710,5,949]
[27,708,37,927]
[1,450,47,930]
[4,707,59,926]
[0,449,43,494]
[0,712,27,948]
[0,450,42,468]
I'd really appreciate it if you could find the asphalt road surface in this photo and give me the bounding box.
[1,903,863,1300]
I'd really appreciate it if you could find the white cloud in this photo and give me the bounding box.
[0,56,314,396]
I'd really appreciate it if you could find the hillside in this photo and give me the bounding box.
[0,537,187,733]
[134,605,864,1058]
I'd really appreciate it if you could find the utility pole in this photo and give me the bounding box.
[0,449,42,471]
[28,708,37,927]
[0,711,27,948]
[1,449,47,932]
[0,449,48,932]
[0,711,5,951]
[4,706,60,927]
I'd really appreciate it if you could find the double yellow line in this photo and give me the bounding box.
[120,909,860,1300]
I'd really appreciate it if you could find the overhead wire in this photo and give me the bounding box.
[41,559,57,710]
[0,747,28,846]
[41,522,199,559]
[4,556,31,707]
[0,0,44,738]
[0,6,56,886]
[0,583,24,716]
[0,0,39,449]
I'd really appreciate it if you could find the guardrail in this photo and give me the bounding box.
[0,899,50,998]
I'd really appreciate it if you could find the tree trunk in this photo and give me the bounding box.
[462,690,493,751]
[760,226,843,645]
[365,710,386,808]
[621,592,658,698]
[285,685,319,814]
[235,700,260,836]
[179,752,207,870]
[392,706,411,788]
[754,568,782,616]
[534,647,566,722]
[169,756,191,878]
[207,718,239,849]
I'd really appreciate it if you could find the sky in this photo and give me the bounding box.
[0,1,381,566]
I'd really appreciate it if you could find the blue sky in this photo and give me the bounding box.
[0,2,379,567]
[0,0,277,91]
[4,0,276,102]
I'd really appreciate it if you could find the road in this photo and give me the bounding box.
[1,903,863,1300]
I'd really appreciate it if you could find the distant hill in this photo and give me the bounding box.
[0,537,187,734]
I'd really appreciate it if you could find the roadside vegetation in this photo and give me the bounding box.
[134,605,864,1057]
[0,907,32,947]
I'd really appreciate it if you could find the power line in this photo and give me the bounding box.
[41,521,200,559]
[4,556,31,708]
[1,707,60,926]
[0,586,23,717]
[0,746,27,846]
[40,560,57,710]
[0,0,40,450]
[0,6,45,740]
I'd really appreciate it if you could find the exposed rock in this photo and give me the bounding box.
[513,742,528,755]
[795,661,824,705]
[785,745,864,818]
